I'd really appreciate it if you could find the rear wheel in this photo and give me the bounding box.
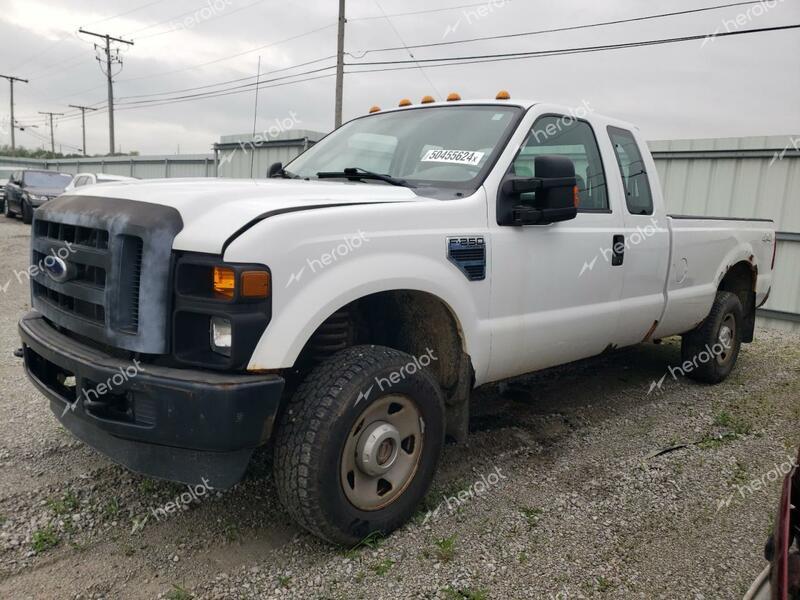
[273,345,445,545]
[21,200,32,224]
[681,290,743,383]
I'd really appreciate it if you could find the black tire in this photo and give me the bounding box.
[21,200,32,224]
[3,198,14,218]
[681,290,743,384]
[273,345,445,545]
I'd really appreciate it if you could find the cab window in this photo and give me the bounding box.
[513,115,609,211]
[607,126,654,215]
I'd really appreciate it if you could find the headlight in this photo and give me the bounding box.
[25,193,47,203]
[210,316,232,356]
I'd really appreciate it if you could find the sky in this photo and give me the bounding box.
[0,0,798,156]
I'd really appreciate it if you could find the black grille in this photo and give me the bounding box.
[31,221,142,333]
[32,280,106,323]
[35,219,109,250]
[447,236,487,281]
[32,195,182,354]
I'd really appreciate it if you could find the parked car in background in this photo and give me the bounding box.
[63,172,137,194]
[4,169,73,224]
[0,167,19,203]
[744,447,800,600]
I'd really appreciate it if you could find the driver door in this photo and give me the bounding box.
[486,111,625,382]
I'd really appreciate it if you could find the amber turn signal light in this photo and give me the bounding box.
[241,271,270,298]
[573,185,581,208]
[213,266,236,298]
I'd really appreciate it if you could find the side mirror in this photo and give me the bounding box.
[498,155,578,226]
[267,162,284,178]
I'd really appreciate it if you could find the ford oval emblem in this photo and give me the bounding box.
[44,256,70,283]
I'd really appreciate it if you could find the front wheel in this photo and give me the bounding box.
[273,345,445,545]
[21,200,32,224]
[681,290,743,384]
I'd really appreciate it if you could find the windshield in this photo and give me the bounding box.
[24,171,73,189]
[286,105,522,192]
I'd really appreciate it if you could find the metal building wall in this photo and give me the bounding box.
[0,155,216,178]
[649,135,800,331]
[213,130,324,179]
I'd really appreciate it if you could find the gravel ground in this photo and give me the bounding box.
[0,214,797,600]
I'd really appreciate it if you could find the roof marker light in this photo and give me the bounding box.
[446,92,461,101]
[398,98,412,107]
[369,105,381,113]
[496,90,511,100]
[421,95,435,104]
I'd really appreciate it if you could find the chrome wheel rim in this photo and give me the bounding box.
[341,394,423,511]
[716,313,736,365]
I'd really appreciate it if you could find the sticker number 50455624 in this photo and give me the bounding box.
[421,149,485,166]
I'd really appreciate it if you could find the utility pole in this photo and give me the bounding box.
[38,111,64,157]
[78,28,133,155]
[0,74,28,155]
[334,0,346,128]
[68,104,98,156]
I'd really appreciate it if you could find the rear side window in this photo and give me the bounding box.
[608,126,653,215]
[514,115,608,211]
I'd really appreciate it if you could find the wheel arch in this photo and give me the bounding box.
[717,259,758,343]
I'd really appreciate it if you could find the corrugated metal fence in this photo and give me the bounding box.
[2,134,798,328]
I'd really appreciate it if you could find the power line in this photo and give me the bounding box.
[116,55,335,100]
[349,0,771,56]
[129,0,274,40]
[344,23,800,70]
[371,0,443,101]
[348,1,507,22]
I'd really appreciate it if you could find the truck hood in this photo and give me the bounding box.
[70,177,423,254]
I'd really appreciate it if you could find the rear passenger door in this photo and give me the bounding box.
[604,126,670,346]
[487,111,626,381]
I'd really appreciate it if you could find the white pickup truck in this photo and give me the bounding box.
[19,95,776,544]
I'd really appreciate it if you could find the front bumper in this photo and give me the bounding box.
[19,311,284,488]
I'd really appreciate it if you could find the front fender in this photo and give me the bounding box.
[243,250,489,382]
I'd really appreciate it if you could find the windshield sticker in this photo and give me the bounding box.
[421,149,485,166]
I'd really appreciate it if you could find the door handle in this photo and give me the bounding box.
[612,234,625,266]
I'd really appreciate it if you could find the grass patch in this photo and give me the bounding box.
[714,410,753,435]
[370,558,395,576]
[31,526,60,553]
[343,530,384,559]
[165,584,193,600]
[520,506,543,528]
[0,515,6,526]
[442,586,488,600]
[434,535,457,562]
[223,523,241,543]
[697,431,738,449]
[47,491,79,516]
[277,575,292,588]
[103,497,121,519]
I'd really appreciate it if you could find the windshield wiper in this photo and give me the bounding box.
[316,167,413,188]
